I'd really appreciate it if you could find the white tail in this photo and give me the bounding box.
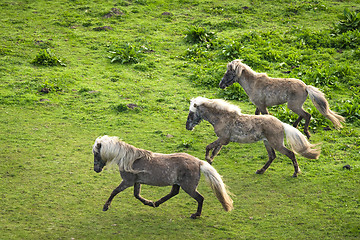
[283,123,321,159]
[200,161,233,212]
[306,85,345,129]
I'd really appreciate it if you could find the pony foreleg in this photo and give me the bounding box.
[255,106,269,115]
[205,139,228,164]
[134,183,155,207]
[292,116,303,128]
[210,145,223,160]
[154,184,180,207]
[256,140,276,174]
[103,181,132,211]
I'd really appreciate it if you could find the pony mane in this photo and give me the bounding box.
[230,59,267,77]
[190,97,242,116]
[94,135,153,173]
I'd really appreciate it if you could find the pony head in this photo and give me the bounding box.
[92,135,152,174]
[186,97,207,130]
[219,59,244,89]
[92,135,122,173]
[93,136,107,173]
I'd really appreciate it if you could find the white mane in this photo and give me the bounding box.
[229,59,266,77]
[93,135,152,173]
[190,97,242,115]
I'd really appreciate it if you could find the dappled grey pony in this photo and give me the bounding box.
[92,135,233,219]
[186,97,321,177]
[219,59,345,138]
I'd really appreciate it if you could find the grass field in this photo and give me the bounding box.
[1,0,360,239]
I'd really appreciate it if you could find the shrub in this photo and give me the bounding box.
[334,8,360,34]
[31,48,66,67]
[182,44,211,62]
[108,43,145,64]
[219,40,243,60]
[335,93,360,124]
[217,82,248,101]
[38,78,72,93]
[295,29,332,49]
[177,139,195,150]
[271,105,329,130]
[332,30,360,49]
[189,64,224,88]
[112,103,129,113]
[184,26,216,44]
[301,63,355,86]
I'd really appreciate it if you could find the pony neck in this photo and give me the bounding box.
[199,105,222,126]
[238,64,257,93]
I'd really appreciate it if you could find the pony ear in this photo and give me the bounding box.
[234,64,243,75]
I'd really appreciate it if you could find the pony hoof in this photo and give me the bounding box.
[190,213,200,219]
[292,174,298,178]
[103,205,109,211]
[255,169,264,174]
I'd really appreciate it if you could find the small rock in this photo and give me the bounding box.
[93,26,113,31]
[323,126,332,131]
[126,103,139,109]
[40,87,50,93]
[343,164,351,170]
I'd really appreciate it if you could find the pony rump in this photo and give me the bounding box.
[94,135,152,173]
[191,97,242,115]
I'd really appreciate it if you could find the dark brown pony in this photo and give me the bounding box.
[186,97,321,177]
[219,59,345,138]
[93,135,233,219]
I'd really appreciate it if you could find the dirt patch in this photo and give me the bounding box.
[103,8,124,18]
[93,26,113,31]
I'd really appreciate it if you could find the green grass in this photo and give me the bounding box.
[1,0,360,239]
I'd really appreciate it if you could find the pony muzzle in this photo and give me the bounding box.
[94,166,103,173]
[219,79,227,89]
[94,161,106,173]
[186,122,194,131]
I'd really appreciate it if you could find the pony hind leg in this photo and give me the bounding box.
[256,140,277,174]
[276,146,301,177]
[288,101,311,139]
[134,183,155,207]
[154,184,180,207]
[103,181,133,211]
[181,185,204,219]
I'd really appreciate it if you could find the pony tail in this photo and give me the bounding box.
[306,85,345,129]
[200,162,234,212]
[283,123,321,159]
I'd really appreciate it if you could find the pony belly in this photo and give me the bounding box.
[229,126,265,143]
[230,129,265,143]
[230,135,264,143]
[135,170,179,187]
